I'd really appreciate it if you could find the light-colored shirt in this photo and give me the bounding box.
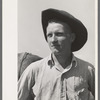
[18,54,95,100]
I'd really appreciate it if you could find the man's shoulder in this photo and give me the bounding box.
[27,56,49,70]
[30,56,49,64]
[75,56,94,70]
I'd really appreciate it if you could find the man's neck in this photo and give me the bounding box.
[52,52,72,69]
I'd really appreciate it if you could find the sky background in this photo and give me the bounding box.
[18,0,96,65]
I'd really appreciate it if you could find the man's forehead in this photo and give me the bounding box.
[47,22,65,33]
[47,21,72,32]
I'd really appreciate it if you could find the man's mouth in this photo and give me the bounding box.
[51,44,59,47]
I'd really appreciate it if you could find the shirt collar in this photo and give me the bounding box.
[47,53,77,69]
[71,54,77,68]
[47,53,55,68]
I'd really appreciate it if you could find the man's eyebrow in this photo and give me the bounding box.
[55,32,64,34]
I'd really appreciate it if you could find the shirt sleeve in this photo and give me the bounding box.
[88,65,95,97]
[18,63,37,100]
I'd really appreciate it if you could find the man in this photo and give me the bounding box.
[18,8,95,100]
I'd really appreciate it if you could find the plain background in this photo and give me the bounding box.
[2,0,98,100]
[18,0,95,65]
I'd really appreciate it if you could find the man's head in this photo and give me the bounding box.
[42,8,88,52]
[46,20,75,55]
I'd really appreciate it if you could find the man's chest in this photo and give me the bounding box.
[33,66,89,100]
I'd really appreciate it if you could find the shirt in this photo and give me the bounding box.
[18,54,95,100]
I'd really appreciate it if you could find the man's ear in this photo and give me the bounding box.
[70,33,76,43]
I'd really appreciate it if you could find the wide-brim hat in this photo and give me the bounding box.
[42,8,88,52]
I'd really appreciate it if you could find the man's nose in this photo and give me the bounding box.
[51,34,57,42]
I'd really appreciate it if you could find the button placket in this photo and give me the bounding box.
[60,74,67,100]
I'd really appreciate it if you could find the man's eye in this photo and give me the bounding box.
[47,33,52,37]
[56,32,63,36]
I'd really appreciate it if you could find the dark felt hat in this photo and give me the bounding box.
[42,8,88,51]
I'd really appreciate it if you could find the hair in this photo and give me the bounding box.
[47,19,73,33]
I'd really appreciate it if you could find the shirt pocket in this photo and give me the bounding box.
[74,76,88,91]
[74,76,90,100]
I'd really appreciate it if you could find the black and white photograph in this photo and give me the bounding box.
[17,0,97,100]
[2,0,98,100]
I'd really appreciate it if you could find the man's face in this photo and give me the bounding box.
[46,21,75,56]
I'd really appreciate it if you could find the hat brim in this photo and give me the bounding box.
[42,8,88,52]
